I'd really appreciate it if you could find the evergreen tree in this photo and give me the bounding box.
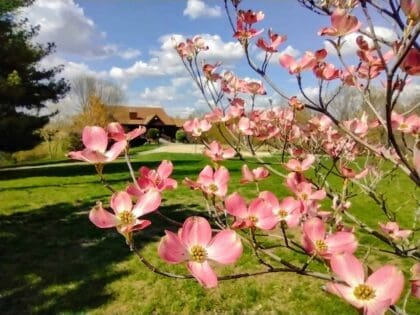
[0,0,69,152]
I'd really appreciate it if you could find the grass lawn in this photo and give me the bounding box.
[0,153,418,314]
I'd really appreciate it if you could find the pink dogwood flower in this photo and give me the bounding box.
[89,190,161,238]
[279,49,327,75]
[225,192,278,230]
[158,216,243,288]
[259,191,302,228]
[107,122,146,143]
[326,253,404,315]
[391,112,420,134]
[318,9,361,36]
[204,141,236,162]
[379,222,412,241]
[285,154,316,172]
[184,166,230,198]
[256,29,287,53]
[240,164,270,183]
[183,118,212,137]
[302,217,357,258]
[68,126,126,164]
[127,160,177,197]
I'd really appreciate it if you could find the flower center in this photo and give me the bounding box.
[314,239,328,253]
[353,284,376,301]
[248,215,258,225]
[208,183,218,193]
[278,209,288,219]
[118,210,135,226]
[399,123,408,130]
[190,245,207,263]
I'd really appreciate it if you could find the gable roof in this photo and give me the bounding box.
[110,106,176,126]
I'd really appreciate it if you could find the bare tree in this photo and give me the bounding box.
[71,75,126,110]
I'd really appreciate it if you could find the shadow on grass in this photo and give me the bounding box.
[0,200,199,314]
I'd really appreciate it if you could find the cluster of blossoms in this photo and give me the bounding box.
[71,1,420,314]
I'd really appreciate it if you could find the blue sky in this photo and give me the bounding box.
[20,0,412,118]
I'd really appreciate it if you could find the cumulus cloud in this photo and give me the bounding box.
[119,48,142,60]
[324,26,397,56]
[183,0,221,19]
[20,0,139,59]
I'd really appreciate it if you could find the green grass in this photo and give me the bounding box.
[0,153,418,314]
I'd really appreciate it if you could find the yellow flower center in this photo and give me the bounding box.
[208,183,218,193]
[190,245,207,263]
[248,216,258,225]
[353,284,376,301]
[118,210,135,226]
[278,209,288,219]
[301,193,308,200]
[314,239,328,253]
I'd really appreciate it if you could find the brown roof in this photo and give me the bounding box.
[110,106,177,126]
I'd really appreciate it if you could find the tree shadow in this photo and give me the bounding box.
[0,200,199,314]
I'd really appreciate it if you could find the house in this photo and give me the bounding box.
[111,106,185,142]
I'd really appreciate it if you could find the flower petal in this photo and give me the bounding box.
[325,232,358,256]
[157,160,173,179]
[132,190,161,217]
[110,191,133,214]
[330,253,365,287]
[303,217,326,241]
[225,192,248,218]
[366,265,404,305]
[89,202,118,228]
[82,126,108,152]
[180,216,212,248]
[187,261,218,288]
[158,230,188,264]
[207,230,243,264]
[326,283,363,309]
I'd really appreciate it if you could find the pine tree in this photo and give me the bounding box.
[0,0,70,152]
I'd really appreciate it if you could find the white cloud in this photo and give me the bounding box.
[183,0,221,19]
[119,48,141,60]
[324,26,397,56]
[20,0,139,59]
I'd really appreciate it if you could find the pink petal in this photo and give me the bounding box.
[162,178,178,190]
[105,140,126,161]
[240,164,254,183]
[89,202,118,228]
[207,230,243,264]
[110,191,133,214]
[214,166,229,186]
[80,149,108,164]
[158,230,188,264]
[197,165,214,186]
[365,299,392,315]
[326,283,363,309]
[157,160,173,179]
[303,217,326,241]
[126,126,146,140]
[225,192,248,218]
[366,265,404,305]
[107,122,125,142]
[330,253,365,287]
[325,232,358,257]
[187,261,218,288]
[82,126,108,152]
[132,190,161,217]
[130,219,152,231]
[258,191,280,209]
[180,216,212,248]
